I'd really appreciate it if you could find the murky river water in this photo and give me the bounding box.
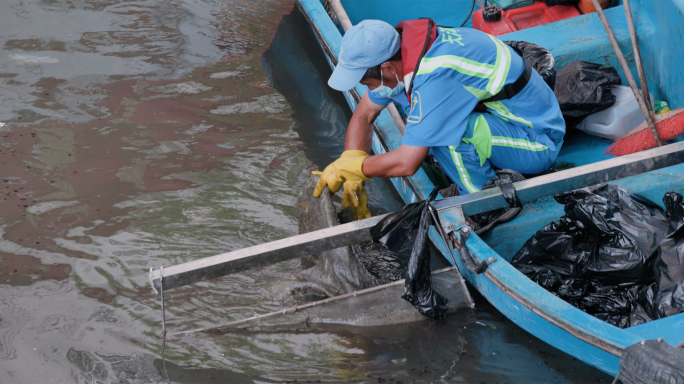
[0,0,612,382]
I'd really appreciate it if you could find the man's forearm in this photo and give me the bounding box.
[361,145,429,178]
[344,94,385,153]
[345,112,375,153]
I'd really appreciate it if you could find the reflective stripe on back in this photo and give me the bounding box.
[462,84,493,101]
[484,100,534,128]
[487,37,512,95]
[414,30,513,100]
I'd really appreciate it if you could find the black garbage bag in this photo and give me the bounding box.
[469,169,525,233]
[370,202,424,252]
[370,187,449,319]
[505,40,556,90]
[631,192,684,326]
[630,283,656,327]
[512,184,675,328]
[554,60,621,129]
[651,221,684,320]
[664,191,684,231]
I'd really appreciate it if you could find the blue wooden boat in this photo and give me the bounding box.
[296,0,684,377]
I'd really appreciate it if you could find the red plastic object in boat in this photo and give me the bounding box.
[472,2,581,36]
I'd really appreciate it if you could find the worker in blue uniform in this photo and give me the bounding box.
[313,19,565,220]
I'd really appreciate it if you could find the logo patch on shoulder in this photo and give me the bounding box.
[438,27,465,46]
[407,91,422,123]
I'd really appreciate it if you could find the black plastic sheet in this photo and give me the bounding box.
[553,60,621,129]
[370,187,449,319]
[512,184,684,328]
[504,40,556,90]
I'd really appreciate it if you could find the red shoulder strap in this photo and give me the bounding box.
[396,19,437,103]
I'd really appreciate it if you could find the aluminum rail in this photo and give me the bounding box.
[433,140,684,216]
[150,133,684,292]
[151,215,383,291]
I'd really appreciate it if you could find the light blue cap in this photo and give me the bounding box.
[328,20,401,91]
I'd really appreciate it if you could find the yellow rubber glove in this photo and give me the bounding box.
[312,150,372,220]
[312,150,370,196]
[341,179,371,220]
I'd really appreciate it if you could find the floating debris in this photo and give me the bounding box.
[9,53,59,64]
[147,81,213,95]
[209,71,241,79]
[210,93,287,115]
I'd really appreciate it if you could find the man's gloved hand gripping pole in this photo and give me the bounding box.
[310,94,428,221]
[312,150,372,220]
[310,92,381,222]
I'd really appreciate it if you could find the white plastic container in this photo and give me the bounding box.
[576,85,654,140]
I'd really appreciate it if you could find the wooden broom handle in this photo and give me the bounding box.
[591,0,663,146]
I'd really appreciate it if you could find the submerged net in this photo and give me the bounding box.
[257,176,470,328]
[265,175,377,305]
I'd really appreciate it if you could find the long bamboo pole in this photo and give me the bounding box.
[591,0,663,146]
[622,0,653,114]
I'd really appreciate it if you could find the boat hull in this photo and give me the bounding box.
[296,0,684,376]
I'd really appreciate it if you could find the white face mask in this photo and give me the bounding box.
[370,66,405,98]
